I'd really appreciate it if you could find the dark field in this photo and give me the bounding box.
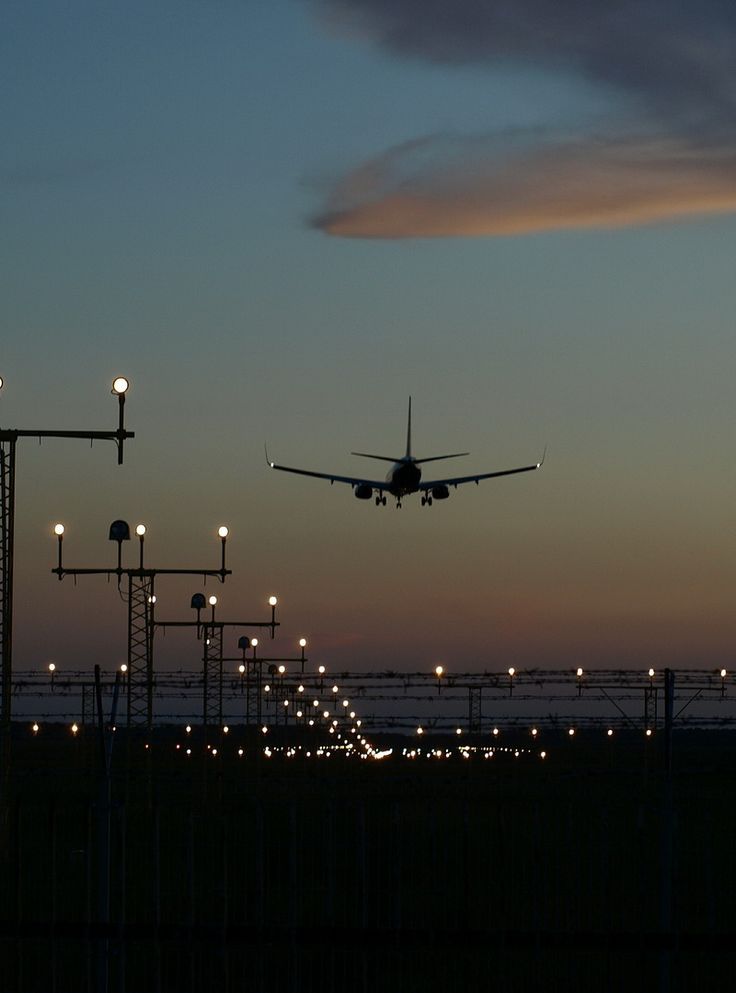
[2,726,735,992]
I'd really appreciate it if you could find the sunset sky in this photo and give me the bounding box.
[3,0,736,676]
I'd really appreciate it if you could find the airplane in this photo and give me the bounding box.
[266,398,544,508]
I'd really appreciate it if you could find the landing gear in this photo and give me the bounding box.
[375,495,387,507]
[421,495,433,507]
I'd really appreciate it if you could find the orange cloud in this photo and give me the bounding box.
[313,133,736,238]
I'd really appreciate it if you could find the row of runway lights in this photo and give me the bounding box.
[29,722,657,743]
[42,663,733,684]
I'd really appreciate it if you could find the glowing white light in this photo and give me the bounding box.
[71,723,78,735]
[607,728,614,737]
[646,728,653,737]
[112,376,129,395]
[508,667,515,677]
[456,728,462,736]
[185,725,191,733]
[208,595,217,607]
[648,668,655,678]
[278,665,285,675]
[238,664,245,674]
[492,727,499,736]
[417,727,424,735]
[148,595,156,605]
[268,595,278,607]
[218,526,229,538]
[251,638,258,648]
[435,665,444,677]
[540,751,547,759]
[318,665,326,674]
[238,748,244,756]
[54,523,65,536]
[48,662,56,673]
[721,669,727,678]
[568,728,575,736]
[299,638,307,648]
[135,524,146,537]
[531,728,538,737]
[120,663,128,673]
[223,726,229,734]
[32,723,39,733]
[297,685,304,693]
[576,667,583,677]
[264,684,271,693]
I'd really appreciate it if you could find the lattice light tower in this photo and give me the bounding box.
[1,376,134,736]
[52,519,231,729]
[155,590,281,728]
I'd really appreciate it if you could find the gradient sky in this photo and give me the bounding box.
[3,0,736,677]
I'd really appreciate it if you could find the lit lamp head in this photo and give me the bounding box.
[0,376,4,392]
[111,377,129,396]
[54,523,65,537]
[218,526,229,539]
[208,595,217,607]
[299,638,307,649]
[136,524,146,537]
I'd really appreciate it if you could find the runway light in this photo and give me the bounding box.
[31,723,39,734]
[278,665,286,675]
[251,638,258,648]
[456,728,462,735]
[135,524,146,537]
[607,728,614,737]
[646,728,653,737]
[508,667,515,677]
[568,728,575,736]
[54,523,65,536]
[648,668,655,678]
[48,662,56,673]
[238,664,245,674]
[223,726,229,734]
[208,595,217,607]
[417,727,424,735]
[576,667,583,677]
[721,669,727,678]
[218,526,229,538]
[540,751,547,759]
[531,728,538,737]
[435,665,444,677]
[492,727,499,736]
[318,665,326,675]
[268,595,278,607]
[185,725,191,734]
[299,638,307,648]
[120,663,128,673]
[71,723,78,735]
[111,377,129,395]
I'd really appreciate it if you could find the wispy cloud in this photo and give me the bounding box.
[311,0,736,237]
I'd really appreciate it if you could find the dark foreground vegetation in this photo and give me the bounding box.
[1,725,735,992]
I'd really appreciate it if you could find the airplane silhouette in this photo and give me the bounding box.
[266,399,544,508]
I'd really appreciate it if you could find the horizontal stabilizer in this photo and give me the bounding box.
[413,452,469,465]
[351,451,403,463]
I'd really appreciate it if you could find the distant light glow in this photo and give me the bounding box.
[435,665,444,677]
[318,665,326,674]
[508,667,515,677]
[648,668,655,678]
[208,595,217,607]
[299,638,307,648]
[71,723,78,735]
[218,526,229,538]
[607,728,614,736]
[576,667,583,677]
[238,664,245,674]
[54,523,65,536]
[48,662,56,673]
[120,664,128,673]
[135,524,146,537]
[251,638,258,648]
[721,669,727,678]
[269,595,278,607]
[112,376,129,395]
[278,665,286,675]
[568,728,575,736]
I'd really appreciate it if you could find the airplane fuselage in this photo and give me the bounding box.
[386,458,421,496]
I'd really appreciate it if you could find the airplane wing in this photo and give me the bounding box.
[266,451,391,490]
[419,460,543,490]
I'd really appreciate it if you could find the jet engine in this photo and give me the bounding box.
[354,484,373,500]
[431,485,450,500]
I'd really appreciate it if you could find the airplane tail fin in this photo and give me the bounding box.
[406,397,412,458]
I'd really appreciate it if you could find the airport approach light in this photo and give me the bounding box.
[111,377,129,395]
